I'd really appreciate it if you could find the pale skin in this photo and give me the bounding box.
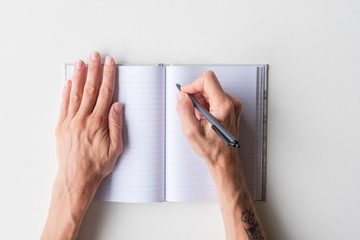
[177,72,266,240]
[41,52,266,240]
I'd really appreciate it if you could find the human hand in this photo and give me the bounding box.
[55,52,123,194]
[176,71,242,168]
[42,52,123,239]
[177,72,266,240]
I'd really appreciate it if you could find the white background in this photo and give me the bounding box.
[0,0,359,239]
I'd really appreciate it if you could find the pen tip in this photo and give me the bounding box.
[175,83,181,91]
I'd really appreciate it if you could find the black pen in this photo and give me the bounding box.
[176,84,240,148]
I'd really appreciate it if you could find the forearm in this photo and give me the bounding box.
[41,173,100,240]
[209,154,266,240]
[176,70,265,239]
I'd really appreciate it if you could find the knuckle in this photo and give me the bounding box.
[60,101,68,111]
[88,63,100,72]
[228,94,242,112]
[182,125,197,139]
[104,67,115,77]
[88,116,105,134]
[70,93,81,104]
[109,116,122,129]
[72,69,81,77]
[203,70,216,79]
[182,126,192,138]
[91,117,102,129]
[223,98,234,114]
[69,118,83,131]
[100,87,113,99]
[84,85,98,96]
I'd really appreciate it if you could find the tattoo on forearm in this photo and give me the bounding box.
[241,192,264,240]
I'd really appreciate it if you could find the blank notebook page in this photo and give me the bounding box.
[66,65,165,203]
[165,66,262,202]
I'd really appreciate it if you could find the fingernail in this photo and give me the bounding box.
[75,60,83,69]
[90,51,99,61]
[115,103,123,113]
[177,91,185,101]
[105,56,113,65]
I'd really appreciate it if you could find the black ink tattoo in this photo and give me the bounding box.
[241,192,264,240]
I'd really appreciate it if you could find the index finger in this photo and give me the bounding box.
[181,70,227,109]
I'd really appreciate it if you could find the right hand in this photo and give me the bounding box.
[177,71,267,240]
[176,71,242,169]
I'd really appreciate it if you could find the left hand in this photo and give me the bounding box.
[42,52,124,240]
[55,51,123,194]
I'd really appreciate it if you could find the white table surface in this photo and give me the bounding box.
[1,0,359,239]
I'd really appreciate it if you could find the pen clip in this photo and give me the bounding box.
[211,125,240,148]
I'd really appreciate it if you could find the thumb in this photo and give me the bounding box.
[108,102,124,156]
[176,91,203,140]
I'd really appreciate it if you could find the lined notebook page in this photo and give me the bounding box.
[165,66,263,202]
[65,65,165,203]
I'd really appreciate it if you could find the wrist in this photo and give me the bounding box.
[207,150,245,186]
[55,164,103,196]
[51,170,101,215]
[209,156,248,202]
[208,153,249,214]
[41,173,101,239]
[208,155,254,240]
[53,173,98,204]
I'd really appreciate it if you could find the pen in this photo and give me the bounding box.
[176,84,240,148]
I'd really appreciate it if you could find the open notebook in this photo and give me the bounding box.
[65,65,268,202]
